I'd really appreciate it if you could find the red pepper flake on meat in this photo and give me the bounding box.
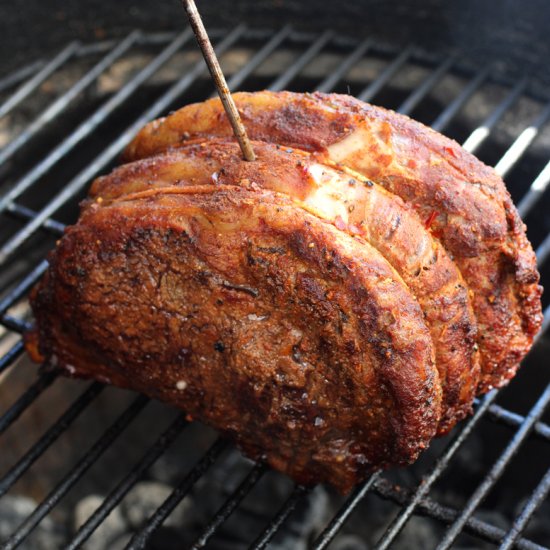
[443,145,456,158]
[424,211,438,229]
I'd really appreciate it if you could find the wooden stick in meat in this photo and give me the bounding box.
[181,0,256,161]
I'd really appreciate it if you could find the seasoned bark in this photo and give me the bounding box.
[27,187,440,492]
[124,90,542,392]
[92,140,478,433]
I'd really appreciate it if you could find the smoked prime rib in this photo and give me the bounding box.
[26,92,542,493]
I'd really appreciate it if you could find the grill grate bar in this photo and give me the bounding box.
[0,25,247,265]
[495,99,550,177]
[312,472,381,550]
[517,158,550,218]
[397,54,456,115]
[0,42,80,119]
[269,30,333,92]
[0,370,57,435]
[373,390,499,550]
[0,382,104,498]
[462,76,529,154]
[542,304,550,334]
[125,438,228,550]
[7,203,66,235]
[190,463,267,549]
[0,315,29,334]
[2,394,149,550]
[432,65,492,132]
[371,477,546,550]
[535,232,550,266]
[249,485,310,550]
[0,31,142,168]
[484,401,550,441]
[316,38,373,93]
[67,414,188,550]
[0,260,49,316]
[71,27,206,58]
[0,61,45,95]
[223,25,293,94]
[0,340,24,375]
[499,465,550,550]
[357,45,414,102]
[0,28,195,216]
[435,383,550,550]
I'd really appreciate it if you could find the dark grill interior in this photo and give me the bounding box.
[0,26,549,549]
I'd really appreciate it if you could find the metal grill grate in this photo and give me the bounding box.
[0,26,549,550]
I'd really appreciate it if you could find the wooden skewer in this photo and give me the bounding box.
[181,0,256,161]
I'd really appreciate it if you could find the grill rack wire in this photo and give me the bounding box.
[0,25,549,550]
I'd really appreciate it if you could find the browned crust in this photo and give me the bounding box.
[124,91,542,392]
[27,186,440,492]
[93,139,478,432]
